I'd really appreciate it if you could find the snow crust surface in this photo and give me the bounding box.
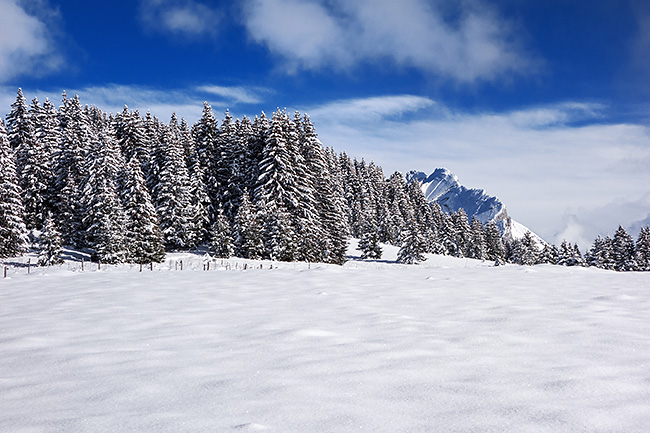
[2,247,650,432]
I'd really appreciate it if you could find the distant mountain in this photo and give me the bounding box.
[407,168,546,245]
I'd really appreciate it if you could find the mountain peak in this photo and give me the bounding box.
[408,168,546,246]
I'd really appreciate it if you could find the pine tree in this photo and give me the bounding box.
[321,147,349,264]
[635,226,650,271]
[484,221,505,263]
[263,206,296,261]
[467,216,487,260]
[5,88,32,151]
[38,215,64,266]
[452,209,471,258]
[186,144,211,248]
[121,157,165,264]
[209,205,234,258]
[613,225,636,271]
[539,243,558,265]
[296,114,331,263]
[8,91,51,230]
[115,106,149,167]
[397,223,428,264]
[233,192,264,259]
[254,109,299,213]
[79,131,127,264]
[557,240,580,266]
[0,120,29,258]
[358,228,382,260]
[586,235,615,270]
[153,117,192,250]
[53,93,90,246]
[511,231,539,265]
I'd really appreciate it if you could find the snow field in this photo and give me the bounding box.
[1,250,650,432]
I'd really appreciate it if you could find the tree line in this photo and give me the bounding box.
[1,89,648,271]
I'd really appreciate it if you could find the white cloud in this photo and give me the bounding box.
[139,0,220,37]
[0,0,62,83]
[196,85,270,105]
[303,96,650,245]
[307,95,435,124]
[241,0,533,82]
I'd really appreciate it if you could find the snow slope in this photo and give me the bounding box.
[2,249,650,432]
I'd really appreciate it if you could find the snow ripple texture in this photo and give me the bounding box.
[1,247,650,432]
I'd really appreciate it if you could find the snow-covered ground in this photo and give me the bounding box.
[2,243,650,432]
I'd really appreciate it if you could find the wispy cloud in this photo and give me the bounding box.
[138,0,221,38]
[241,0,535,82]
[0,0,63,83]
[307,95,435,123]
[1,83,270,124]
[304,95,650,245]
[196,85,271,105]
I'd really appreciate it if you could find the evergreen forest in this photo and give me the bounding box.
[1,89,649,271]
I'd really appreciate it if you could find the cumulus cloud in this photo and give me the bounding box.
[139,0,221,37]
[303,95,650,245]
[0,0,62,83]
[241,0,533,82]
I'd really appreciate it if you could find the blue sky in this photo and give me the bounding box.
[1,0,650,247]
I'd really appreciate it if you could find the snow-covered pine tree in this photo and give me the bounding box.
[427,202,447,255]
[358,222,382,260]
[191,102,221,217]
[115,106,149,167]
[511,231,539,266]
[214,109,239,218]
[263,206,296,262]
[440,212,458,256]
[585,235,616,270]
[246,112,269,193]
[233,191,264,259]
[209,205,234,258]
[452,209,471,258]
[186,139,211,248]
[558,240,578,266]
[153,116,193,250]
[322,147,349,264]
[254,109,299,214]
[397,223,428,264]
[407,179,434,234]
[12,97,54,229]
[31,97,59,224]
[635,226,650,271]
[539,243,558,265]
[5,88,33,152]
[79,131,127,263]
[295,114,328,263]
[467,216,487,260]
[120,157,165,264]
[53,93,90,246]
[613,225,636,271]
[38,214,64,266]
[0,120,29,258]
[484,220,505,263]
[143,111,162,193]
[386,171,415,236]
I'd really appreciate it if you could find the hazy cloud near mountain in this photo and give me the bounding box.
[304,95,650,245]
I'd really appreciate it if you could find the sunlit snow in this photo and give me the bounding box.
[1,243,649,432]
